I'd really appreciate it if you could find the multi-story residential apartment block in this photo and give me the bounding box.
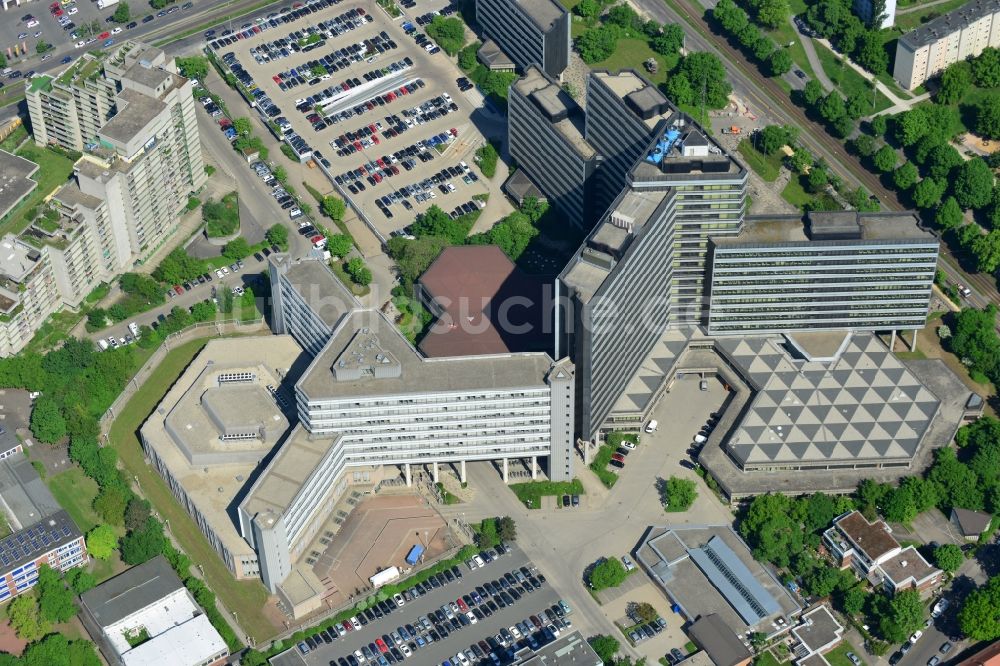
[0,235,60,357]
[854,0,897,29]
[244,302,575,596]
[823,511,941,597]
[27,42,206,263]
[508,66,601,227]
[706,212,939,335]
[0,453,87,604]
[893,0,1000,89]
[475,0,570,79]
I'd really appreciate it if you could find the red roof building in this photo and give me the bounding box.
[416,246,547,357]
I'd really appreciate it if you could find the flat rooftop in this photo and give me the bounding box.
[122,61,173,91]
[0,454,63,528]
[80,555,183,630]
[274,255,359,327]
[636,525,800,633]
[513,67,595,159]
[899,0,1000,50]
[140,336,306,561]
[100,87,166,146]
[296,309,554,401]
[718,333,940,467]
[715,212,935,246]
[792,605,843,655]
[591,69,677,129]
[0,151,40,220]
[879,546,940,587]
[560,188,672,303]
[630,116,742,181]
[517,631,603,664]
[831,511,899,561]
[120,614,226,666]
[514,0,567,30]
[0,236,40,284]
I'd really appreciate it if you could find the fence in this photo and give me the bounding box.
[99,317,267,432]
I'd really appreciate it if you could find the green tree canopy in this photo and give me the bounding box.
[938,61,972,105]
[893,161,919,190]
[8,594,50,641]
[30,396,66,444]
[576,26,620,63]
[120,516,167,565]
[176,56,209,81]
[677,52,732,108]
[589,557,629,590]
[86,525,118,560]
[934,544,965,572]
[36,564,76,624]
[589,635,621,663]
[954,158,995,210]
[321,195,346,221]
[873,145,898,173]
[265,224,288,250]
[977,94,1000,140]
[769,48,793,76]
[326,234,352,258]
[112,1,130,23]
[663,477,697,510]
[959,575,1000,640]
[973,47,1000,88]
[912,177,946,209]
[651,24,685,55]
[877,589,925,643]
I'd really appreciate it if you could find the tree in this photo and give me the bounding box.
[265,224,288,250]
[112,1,130,22]
[878,589,925,643]
[678,52,732,108]
[86,308,107,331]
[36,565,76,624]
[856,31,888,73]
[873,145,898,173]
[576,26,620,63]
[769,48,793,76]
[8,594,50,641]
[222,237,252,261]
[913,177,946,209]
[883,486,918,523]
[23,634,101,666]
[589,635,621,664]
[589,557,629,590]
[739,494,806,567]
[86,525,118,560]
[841,586,866,615]
[893,161,919,190]
[846,89,870,120]
[938,61,972,105]
[652,24,685,55]
[457,42,479,70]
[974,230,1000,273]
[973,47,1000,88]
[927,144,963,181]
[31,396,66,444]
[896,107,929,146]
[326,234,352,258]
[928,447,985,511]
[960,575,1000,640]
[497,516,516,542]
[120,516,166,565]
[802,80,824,107]
[803,493,838,532]
[321,195,346,221]
[806,167,829,193]
[755,0,790,28]
[663,476,697,510]
[759,125,798,154]
[344,257,372,286]
[934,544,964,572]
[35,41,53,55]
[954,158,995,210]
[832,115,855,139]
[386,236,446,287]
[870,114,888,137]
[820,92,847,125]
[94,483,129,526]
[65,568,97,595]
[176,56,209,81]
[852,134,878,158]
[425,15,465,55]
[575,0,600,19]
[665,73,695,105]
[977,94,1000,140]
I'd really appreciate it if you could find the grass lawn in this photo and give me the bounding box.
[0,146,75,239]
[23,309,86,355]
[46,467,103,534]
[813,42,893,113]
[329,259,372,297]
[754,652,789,666]
[509,479,584,509]
[764,20,818,82]
[895,0,968,30]
[107,336,278,641]
[826,643,866,666]
[781,175,813,209]
[589,445,618,489]
[590,38,678,88]
[738,140,783,182]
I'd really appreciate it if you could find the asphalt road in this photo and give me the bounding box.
[896,545,997,666]
[300,545,565,666]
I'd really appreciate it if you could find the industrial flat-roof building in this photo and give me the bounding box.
[475,0,570,79]
[140,335,306,580]
[893,0,1000,89]
[707,213,938,335]
[508,66,601,227]
[635,525,801,634]
[242,307,575,595]
[79,555,228,666]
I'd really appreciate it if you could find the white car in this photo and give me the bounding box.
[509,625,521,639]
[621,555,636,571]
[645,419,658,433]
[932,598,950,618]
[393,593,405,607]
[67,6,77,13]
[349,616,361,630]
[215,268,224,278]
[400,644,412,657]
[111,26,122,35]
[621,440,637,450]
[466,611,477,624]
[455,653,470,666]
[909,630,923,645]
[26,19,39,27]
[474,555,485,568]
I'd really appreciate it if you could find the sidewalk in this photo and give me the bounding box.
[790,17,835,93]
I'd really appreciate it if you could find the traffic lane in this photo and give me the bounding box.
[194,94,312,257]
[305,550,559,665]
[89,256,268,344]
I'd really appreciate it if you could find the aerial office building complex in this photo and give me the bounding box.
[475,0,570,79]
[892,0,1000,89]
[508,66,601,227]
[27,42,206,265]
[706,213,939,334]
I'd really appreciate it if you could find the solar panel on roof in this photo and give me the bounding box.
[688,536,781,626]
[60,527,70,537]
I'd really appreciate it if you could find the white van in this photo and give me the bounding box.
[97,339,109,351]
[694,434,708,444]
[644,420,658,433]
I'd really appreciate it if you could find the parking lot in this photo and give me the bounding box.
[286,544,575,666]
[207,0,495,240]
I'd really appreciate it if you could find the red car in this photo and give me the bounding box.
[52,8,63,15]
[375,638,389,654]
[99,31,110,39]
[456,598,468,612]
[450,127,458,136]
[342,620,352,632]
[173,285,183,295]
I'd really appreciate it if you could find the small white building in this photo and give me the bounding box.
[79,555,228,666]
